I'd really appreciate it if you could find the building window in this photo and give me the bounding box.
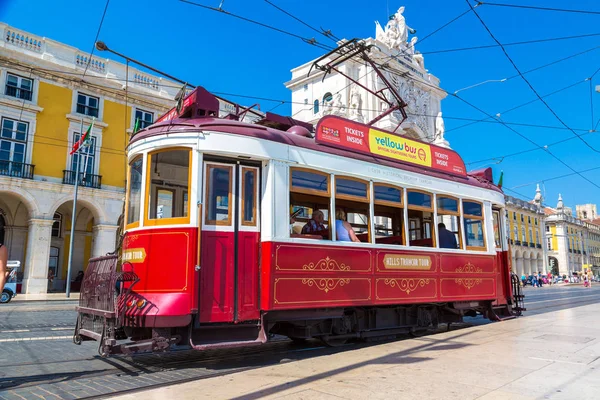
[76,93,99,117]
[0,118,28,172]
[5,73,33,101]
[48,246,59,279]
[535,218,538,225]
[528,216,531,224]
[521,226,526,242]
[547,237,552,250]
[51,213,62,238]
[135,109,154,129]
[529,228,533,244]
[313,100,319,114]
[70,132,97,176]
[520,214,524,222]
[304,98,308,105]
[303,84,308,91]
[546,225,550,232]
[513,212,516,221]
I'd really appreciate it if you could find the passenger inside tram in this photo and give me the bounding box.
[335,209,361,243]
[438,223,458,249]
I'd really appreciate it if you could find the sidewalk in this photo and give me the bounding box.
[115,303,600,400]
[11,292,79,302]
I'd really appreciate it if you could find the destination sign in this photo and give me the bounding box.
[315,116,466,177]
[383,254,432,270]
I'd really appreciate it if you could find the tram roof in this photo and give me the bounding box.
[131,116,502,194]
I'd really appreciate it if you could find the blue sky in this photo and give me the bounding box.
[3,0,600,210]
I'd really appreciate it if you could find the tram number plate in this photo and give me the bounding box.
[383,255,432,270]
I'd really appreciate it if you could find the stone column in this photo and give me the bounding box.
[22,218,54,294]
[515,257,524,277]
[91,224,119,258]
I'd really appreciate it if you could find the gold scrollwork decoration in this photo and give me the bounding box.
[302,256,350,271]
[301,278,350,293]
[384,278,430,295]
[455,262,482,274]
[454,278,482,290]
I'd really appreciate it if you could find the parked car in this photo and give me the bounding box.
[1,260,20,303]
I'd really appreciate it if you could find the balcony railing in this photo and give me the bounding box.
[514,240,521,246]
[62,170,102,189]
[536,244,542,249]
[0,160,34,179]
[529,242,536,248]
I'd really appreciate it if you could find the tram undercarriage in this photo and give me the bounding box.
[74,254,517,356]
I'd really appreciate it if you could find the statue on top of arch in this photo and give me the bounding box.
[375,6,425,70]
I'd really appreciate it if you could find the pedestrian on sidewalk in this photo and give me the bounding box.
[0,243,8,291]
[587,269,593,288]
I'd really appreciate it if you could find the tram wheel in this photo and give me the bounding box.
[73,334,82,345]
[320,336,348,347]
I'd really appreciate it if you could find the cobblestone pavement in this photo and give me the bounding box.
[1,286,598,399]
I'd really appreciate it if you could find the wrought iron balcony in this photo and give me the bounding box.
[62,170,102,189]
[536,244,542,249]
[514,240,521,246]
[529,242,536,248]
[0,160,34,179]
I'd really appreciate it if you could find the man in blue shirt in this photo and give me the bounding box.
[438,223,458,249]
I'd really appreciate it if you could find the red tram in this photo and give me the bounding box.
[74,86,524,356]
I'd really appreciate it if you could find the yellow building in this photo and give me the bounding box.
[0,23,179,293]
[505,185,546,276]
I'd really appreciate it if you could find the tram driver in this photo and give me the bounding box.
[438,223,458,249]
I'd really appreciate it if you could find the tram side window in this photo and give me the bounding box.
[437,196,461,249]
[290,168,330,239]
[463,200,486,251]
[335,177,370,242]
[373,184,404,245]
[407,190,434,248]
[126,155,143,228]
[146,149,191,224]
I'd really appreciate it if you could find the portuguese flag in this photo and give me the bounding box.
[70,119,94,155]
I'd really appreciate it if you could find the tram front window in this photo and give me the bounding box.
[126,155,143,228]
[146,149,191,224]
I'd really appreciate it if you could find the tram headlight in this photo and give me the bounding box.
[136,299,146,309]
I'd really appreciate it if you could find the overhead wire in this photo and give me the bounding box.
[467,0,600,155]
[446,78,590,134]
[480,2,600,16]
[176,0,600,192]
[179,0,334,51]
[420,32,600,55]
[82,0,111,78]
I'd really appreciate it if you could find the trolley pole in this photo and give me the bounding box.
[65,119,84,298]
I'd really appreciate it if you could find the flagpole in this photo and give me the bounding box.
[65,119,84,298]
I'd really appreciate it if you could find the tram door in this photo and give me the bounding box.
[493,208,511,302]
[199,161,261,323]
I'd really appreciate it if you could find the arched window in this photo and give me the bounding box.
[52,213,62,238]
[322,92,333,104]
[313,100,319,114]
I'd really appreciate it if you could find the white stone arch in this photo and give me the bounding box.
[47,194,107,225]
[0,187,40,218]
